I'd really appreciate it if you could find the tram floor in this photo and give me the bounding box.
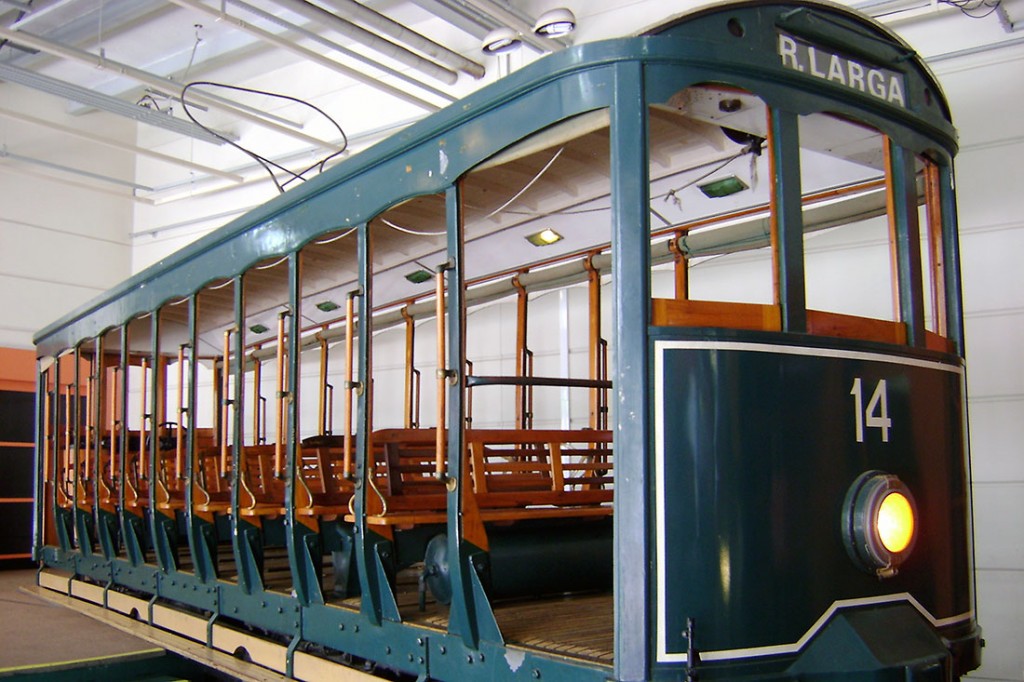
[132,543,615,666]
[324,563,615,665]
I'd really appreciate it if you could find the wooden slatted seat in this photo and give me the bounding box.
[237,445,286,518]
[352,428,614,526]
[294,446,354,516]
[193,447,231,515]
[469,429,613,515]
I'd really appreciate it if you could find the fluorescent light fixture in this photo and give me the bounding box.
[316,300,341,313]
[698,175,748,198]
[526,228,563,247]
[405,269,433,284]
[534,8,576,36]
[482,26,522,54]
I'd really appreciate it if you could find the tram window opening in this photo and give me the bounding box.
[648,88,777,328]
[371,194,446,432]
[798,112,903,340]
[459,110,613,431]
[918,154,947,339]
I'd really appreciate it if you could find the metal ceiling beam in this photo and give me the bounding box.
[0,62,228,144]
[0,144,154,191]
[312,0,485,78]
[406,0,496,39]
[225,0,454,104]
[0,24,343,151]
[262,0,458,84]
[0,161,155,203]
[0,105,245,182]
[168,0,445,112]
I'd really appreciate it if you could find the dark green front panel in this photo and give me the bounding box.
[653,333,972,665]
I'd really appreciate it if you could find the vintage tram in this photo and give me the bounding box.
[32,2,981,680]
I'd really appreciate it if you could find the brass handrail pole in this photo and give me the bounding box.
[343,292,356,477]
[434,269,447,479]
[221,330,231,477]
[274,312,287,476]
[175,346,186,480]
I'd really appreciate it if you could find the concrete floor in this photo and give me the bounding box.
[0,568,159,671]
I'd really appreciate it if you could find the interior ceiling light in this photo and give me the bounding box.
[534,8,576,36]
[316,300,341,312]
[405,269,433,284]
[482,26,522,54]
[698,175,748,198]
[526,228,563,247]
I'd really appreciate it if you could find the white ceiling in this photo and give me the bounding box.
[0,0,1021,257]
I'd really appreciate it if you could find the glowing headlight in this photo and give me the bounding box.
[842,471,918,578]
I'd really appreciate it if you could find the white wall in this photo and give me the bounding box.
[0,86,134,350]
[935,45,1024,682]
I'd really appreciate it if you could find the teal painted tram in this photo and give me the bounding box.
[32,2,982,680]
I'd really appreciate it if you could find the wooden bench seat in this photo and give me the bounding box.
[350,428,613,526]
[294,446,354,516]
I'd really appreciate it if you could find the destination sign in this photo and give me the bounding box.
[777,32,906,109]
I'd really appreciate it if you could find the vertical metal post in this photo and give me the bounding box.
[768,107,806,333]
[887,140,926,347]
[232,279,264,595]
[285,252,320,605]
[352,222,400,623]
[611,61,650,682]
[444,183,502,649]
[184,294,214,584]
[150,310,178,572]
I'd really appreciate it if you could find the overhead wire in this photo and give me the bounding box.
[182,80,348,194]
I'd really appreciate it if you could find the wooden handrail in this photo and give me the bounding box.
[63,383,72,489]
[435,269,446,480]
[175,346,186,481]
[110,367,119,484]
[275,312,287,477]
[83,365,91,481]
[221,330,231,478]
[318,334,329,436]
[139,357,148,480]
[401,305,415,429]
[343,291,356,478]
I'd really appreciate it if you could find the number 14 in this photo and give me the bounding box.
[850,378,891,443]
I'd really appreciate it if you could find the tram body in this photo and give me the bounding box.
[32,2,981,680]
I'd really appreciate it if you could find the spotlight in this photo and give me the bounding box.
[482,26,522,54]
[534,8,576,36]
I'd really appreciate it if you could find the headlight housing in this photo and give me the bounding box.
[842,471,918,578]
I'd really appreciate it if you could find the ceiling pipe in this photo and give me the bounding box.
[0,62,229,145]
[312,0,486,78]
[0,144,154,192]
[225,0,454,104]
[264,0,458,84]
[168,0,446,111]
[0,162,155,204]
[457,0,567,52]
[406,0,495,40]
[0,106,245,183]
[0,24,344,151]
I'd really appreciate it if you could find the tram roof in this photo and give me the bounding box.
[34,0,956,358]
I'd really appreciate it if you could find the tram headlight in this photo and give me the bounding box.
[842,471,918,577]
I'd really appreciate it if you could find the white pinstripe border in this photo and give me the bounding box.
[653,339,970,664]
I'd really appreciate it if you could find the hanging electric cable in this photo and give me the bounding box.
[181,80,348,193]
